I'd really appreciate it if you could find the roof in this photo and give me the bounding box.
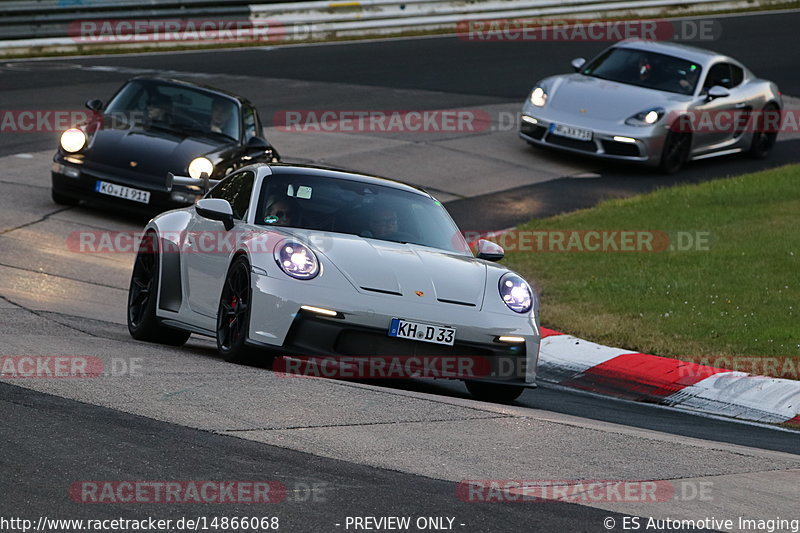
[615,40,737,66]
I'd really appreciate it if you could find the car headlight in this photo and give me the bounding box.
[530,87,548,107]
[499,273,533,314]
[625,107,665,126]
[188,157,214,179]
[60,128,86,152]
[274,239,319,280]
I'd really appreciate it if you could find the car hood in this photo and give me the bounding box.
[304,232,487,308]
[84,126,223,186]
[546,74,689,121]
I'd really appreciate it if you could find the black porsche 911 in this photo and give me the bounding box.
[51,76,280,213]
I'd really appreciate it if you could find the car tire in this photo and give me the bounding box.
[465,381,525,403]
[127,231,191,346]
[51,189,79,206]
[217,255,267,365]
[659,125,691,174]
[748,103,780,159]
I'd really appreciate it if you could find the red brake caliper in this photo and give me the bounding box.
[229,295,238,325]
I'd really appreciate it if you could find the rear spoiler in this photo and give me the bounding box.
[166,172,220,193]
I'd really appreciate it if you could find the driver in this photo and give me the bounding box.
[146,93,173,123]
[367,206,400,240]
[265,196,299,226]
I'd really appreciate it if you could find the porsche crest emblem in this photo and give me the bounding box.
[129,161,138,167]
[415,291,424,297]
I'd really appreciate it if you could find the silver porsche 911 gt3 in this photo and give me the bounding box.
[127,164,540,401]
[519,39,782,172]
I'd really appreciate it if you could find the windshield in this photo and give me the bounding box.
[581,47,702,95]
[256,172,471,254]
[104,79,241,141]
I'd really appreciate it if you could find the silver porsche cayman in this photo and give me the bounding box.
[519,40,782,172]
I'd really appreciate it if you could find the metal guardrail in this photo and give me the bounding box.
[0,0,780,55]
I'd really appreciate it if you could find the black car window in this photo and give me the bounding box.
[255,172,471,254]
[582,47,701,95]
[207,170,255,220]
[730,65,744,87]
[104,79,241,140]
[703,63,734,90]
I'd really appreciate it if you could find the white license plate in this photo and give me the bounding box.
[389,318,455,346]
[95,180,151,204]
[552,123,593,141]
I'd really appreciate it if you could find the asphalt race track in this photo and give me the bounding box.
[1,9,799,533]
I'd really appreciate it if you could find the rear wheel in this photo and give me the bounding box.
[465,381,525,403]
[748,103,779,159]
[127,232,191,346]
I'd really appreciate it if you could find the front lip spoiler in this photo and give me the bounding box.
[519,130,651,163]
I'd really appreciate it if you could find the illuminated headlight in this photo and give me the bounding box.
[60,128,86,153]
[625,108,665,126]
[187,157,214,179]
[274,239,319,280]
[499,273,533,314]
[530,87,547,107]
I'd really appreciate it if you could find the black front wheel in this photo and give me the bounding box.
[465,381,525,403]
[659,130,691,174]
[127,232,190,346]
[217,256,263,364]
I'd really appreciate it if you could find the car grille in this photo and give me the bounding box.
[545,134,598,153]
[601,140,641,157]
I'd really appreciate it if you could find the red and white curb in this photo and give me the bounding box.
[537,328,800,427]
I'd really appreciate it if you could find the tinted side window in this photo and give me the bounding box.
[206,171,254,220]
[730,65,744,87]
[704,63,733,89]
[243,106,258,140]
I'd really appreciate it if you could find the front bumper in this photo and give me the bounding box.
[519,104,668,165]
[51,155,201,214]
[248,273,540,385]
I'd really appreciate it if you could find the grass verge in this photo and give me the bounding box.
[502,164,800,375]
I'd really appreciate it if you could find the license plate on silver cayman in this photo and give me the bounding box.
[552,123,593,141]
[95,180,151,204]
[389,318,455,346]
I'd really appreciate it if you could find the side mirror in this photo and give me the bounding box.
[706,85,730,101]
[245,135,270,155]
[476,239,504,262]
[571,57,586,72]
[85,99,103,112]
[196,198,234,230]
